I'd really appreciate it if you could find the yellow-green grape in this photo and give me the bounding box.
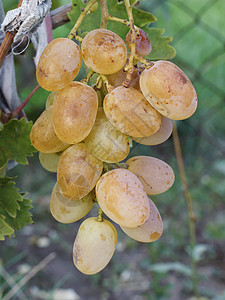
[81,29,127,75]
[140,60,198,120]
[96,169,150,228]
[39,151,61,172]
[52,81,98,144]
[57,143,103,200]
[121,199,163,242]
[45,91,57,108]
[73,217,117,275]
[126,156,175,195]
[103,86,161,137]
[84,108,130,163]
[30,106,69,153]
[131,116,173,145]
[50,183,95,224]
[36,38,82,91]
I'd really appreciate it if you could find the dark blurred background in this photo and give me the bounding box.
[1,0,225,299]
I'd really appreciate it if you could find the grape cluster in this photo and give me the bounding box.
[31,26,197,275]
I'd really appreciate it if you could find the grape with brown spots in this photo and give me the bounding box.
[96,169,150,228]
[140,60,198,120]
[126,156,175,195]
[81,29,127,74]
[73,217,117,275]
[36,38,82,91]
[121,199,163,242]
[103,86,161,137]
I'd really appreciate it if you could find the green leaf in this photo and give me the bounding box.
[0,217,14,241]
[3,198,33,231]
[149,262,192,276]
[145,27,176,60]
[0,118,36,168]
[69,0,156,39]
[0,177,22,218]
[0,177,33,240]
[68,0,175,60]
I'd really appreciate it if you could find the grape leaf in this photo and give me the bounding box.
[68,0,176,60]
[0,177,22,218]
[0,217,14,241]
[2,198,33,231]
[0,177,33,240]
[0,118,37,168]
[145,28,176,60]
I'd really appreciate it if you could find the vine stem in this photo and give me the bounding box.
[0,0,24,68]
[123,0,136,88]
[172,121,199,297]
[11,85,40,118]
[96,207,103,222]
[67,0,98,39]
[106,15,139,32]
[99,0,109,28]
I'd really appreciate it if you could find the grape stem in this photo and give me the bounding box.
[106,15,140,32]
[133,54,153,68]
[123,0,136,88]
[96,207,104,222]
[99,0,109,29]
[81,70,95,84]
[98,75,114,93]
[172,121,199,297]
[67,0,98,39]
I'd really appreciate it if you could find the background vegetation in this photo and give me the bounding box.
[1,0,225,299]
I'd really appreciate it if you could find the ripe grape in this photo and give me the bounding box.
[121,199,163,242]
[45,91,57,108]
[103,86,161,137]
[132,116,173,145]
[140,60,198,120]
[57,143,103,200]
[30,106,69,153]
[73,217,117,275]
[50,183,95,223]
[39,151,61,172]
[81,29,127,74]
[84,108,130,163]
[36,38,82,91]
[126,156,175,195]
[96,169,150,228]
[52,82,98,144]
[126,28,152,57]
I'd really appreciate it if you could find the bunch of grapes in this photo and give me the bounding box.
[30,21,197,275]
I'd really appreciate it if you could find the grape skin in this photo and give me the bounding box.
[126,156,175,195]
[84,108,130,163]
[57,143,103,201]
[81,29,127,75]
[96,169,150,228]
[52,82,98,144]
[30,106,69,153]
[50,183,95,224]
[126,28,152,57]
[45,91,57,108]
[39,152,61,172]
[103,86,161,137]
[131,116,173,146]
[121,199,163,242]
[73,217,117,275]
[36,38,82,91]
[140,60,198,120]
